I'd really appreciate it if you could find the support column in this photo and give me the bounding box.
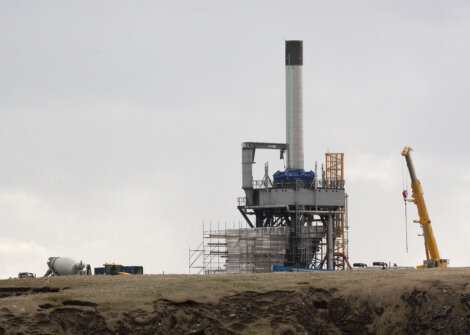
[242,147,254,205]
[327,213,334,270]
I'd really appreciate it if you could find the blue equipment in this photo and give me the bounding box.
[273,169,315,189]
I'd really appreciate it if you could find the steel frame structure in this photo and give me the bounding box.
[325,153,351,270]
[237,143,349,270]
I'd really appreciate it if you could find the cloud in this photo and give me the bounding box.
[0,237,48,279]
[1,1,470,274]
[0,191,44,223]
[347,152,401,191]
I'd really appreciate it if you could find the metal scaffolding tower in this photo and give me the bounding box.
[189,222,228,275]
[325,153,352,270]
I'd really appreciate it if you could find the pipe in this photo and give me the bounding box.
[327,214,334,270]
[285,40,304,170]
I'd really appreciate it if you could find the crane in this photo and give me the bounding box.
[401,146,448,268]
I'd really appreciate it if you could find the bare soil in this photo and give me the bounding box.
[1,268,470,334]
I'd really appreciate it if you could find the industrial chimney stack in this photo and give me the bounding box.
[285,40,304,170]
[232,40,349,273]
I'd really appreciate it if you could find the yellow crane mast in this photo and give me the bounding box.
[401,147,448,268]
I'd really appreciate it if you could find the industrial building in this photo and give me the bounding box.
[190,41,350,274]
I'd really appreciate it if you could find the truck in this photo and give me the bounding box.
[94,263,143,276]
[402,147,448,268]
[44,257,91,276]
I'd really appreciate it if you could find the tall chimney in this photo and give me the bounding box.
[285,40,304,170]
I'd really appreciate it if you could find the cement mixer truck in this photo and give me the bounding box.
[44,257,91,276]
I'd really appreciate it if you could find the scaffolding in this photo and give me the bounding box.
[188,222,229,275]
[325,153,351,270]
[189,222,327,274]
[226,226,290,273]
[325,153,344,189]
[309,220,327,269]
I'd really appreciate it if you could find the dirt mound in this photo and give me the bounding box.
[0,286,59,298]
[1,269,470,334]
[49,308,110,334]
[2,286,470,334]
[401,289,468,334]
[146,287,470,334]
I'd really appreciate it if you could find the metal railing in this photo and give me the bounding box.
[274,179,345,190]
[252,180,273,189]
[323,180,345,189]
[251,179,345,190]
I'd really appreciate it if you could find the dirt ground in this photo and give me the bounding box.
[1,268,470,334]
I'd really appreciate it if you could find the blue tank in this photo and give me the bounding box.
[273,169,315,189]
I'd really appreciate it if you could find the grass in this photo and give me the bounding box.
[1,268,466,307]
[1,268,470,334]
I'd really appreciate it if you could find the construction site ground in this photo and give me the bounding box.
[1,268,470,334]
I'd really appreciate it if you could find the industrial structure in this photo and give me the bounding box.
[190,41,351,273]
[402,147,448,268]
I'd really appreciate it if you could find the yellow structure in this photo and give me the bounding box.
[103,263,131,275]
[325,153,351,270]
[401,147,448,268]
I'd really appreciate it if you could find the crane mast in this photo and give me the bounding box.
[401,147,448,268]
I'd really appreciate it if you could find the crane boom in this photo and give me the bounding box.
[401,147,448,268]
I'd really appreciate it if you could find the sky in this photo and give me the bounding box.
[1,1,470,278]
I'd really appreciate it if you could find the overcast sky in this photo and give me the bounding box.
[1,1,470,278]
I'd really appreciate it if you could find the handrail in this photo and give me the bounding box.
[251,179,345,190]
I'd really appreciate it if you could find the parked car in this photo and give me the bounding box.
[18,272,36,279]
[372,261,388,269]
[353,263,367,268]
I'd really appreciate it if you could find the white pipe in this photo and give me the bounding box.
[286,41,304,170]
[327,214,334,270]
